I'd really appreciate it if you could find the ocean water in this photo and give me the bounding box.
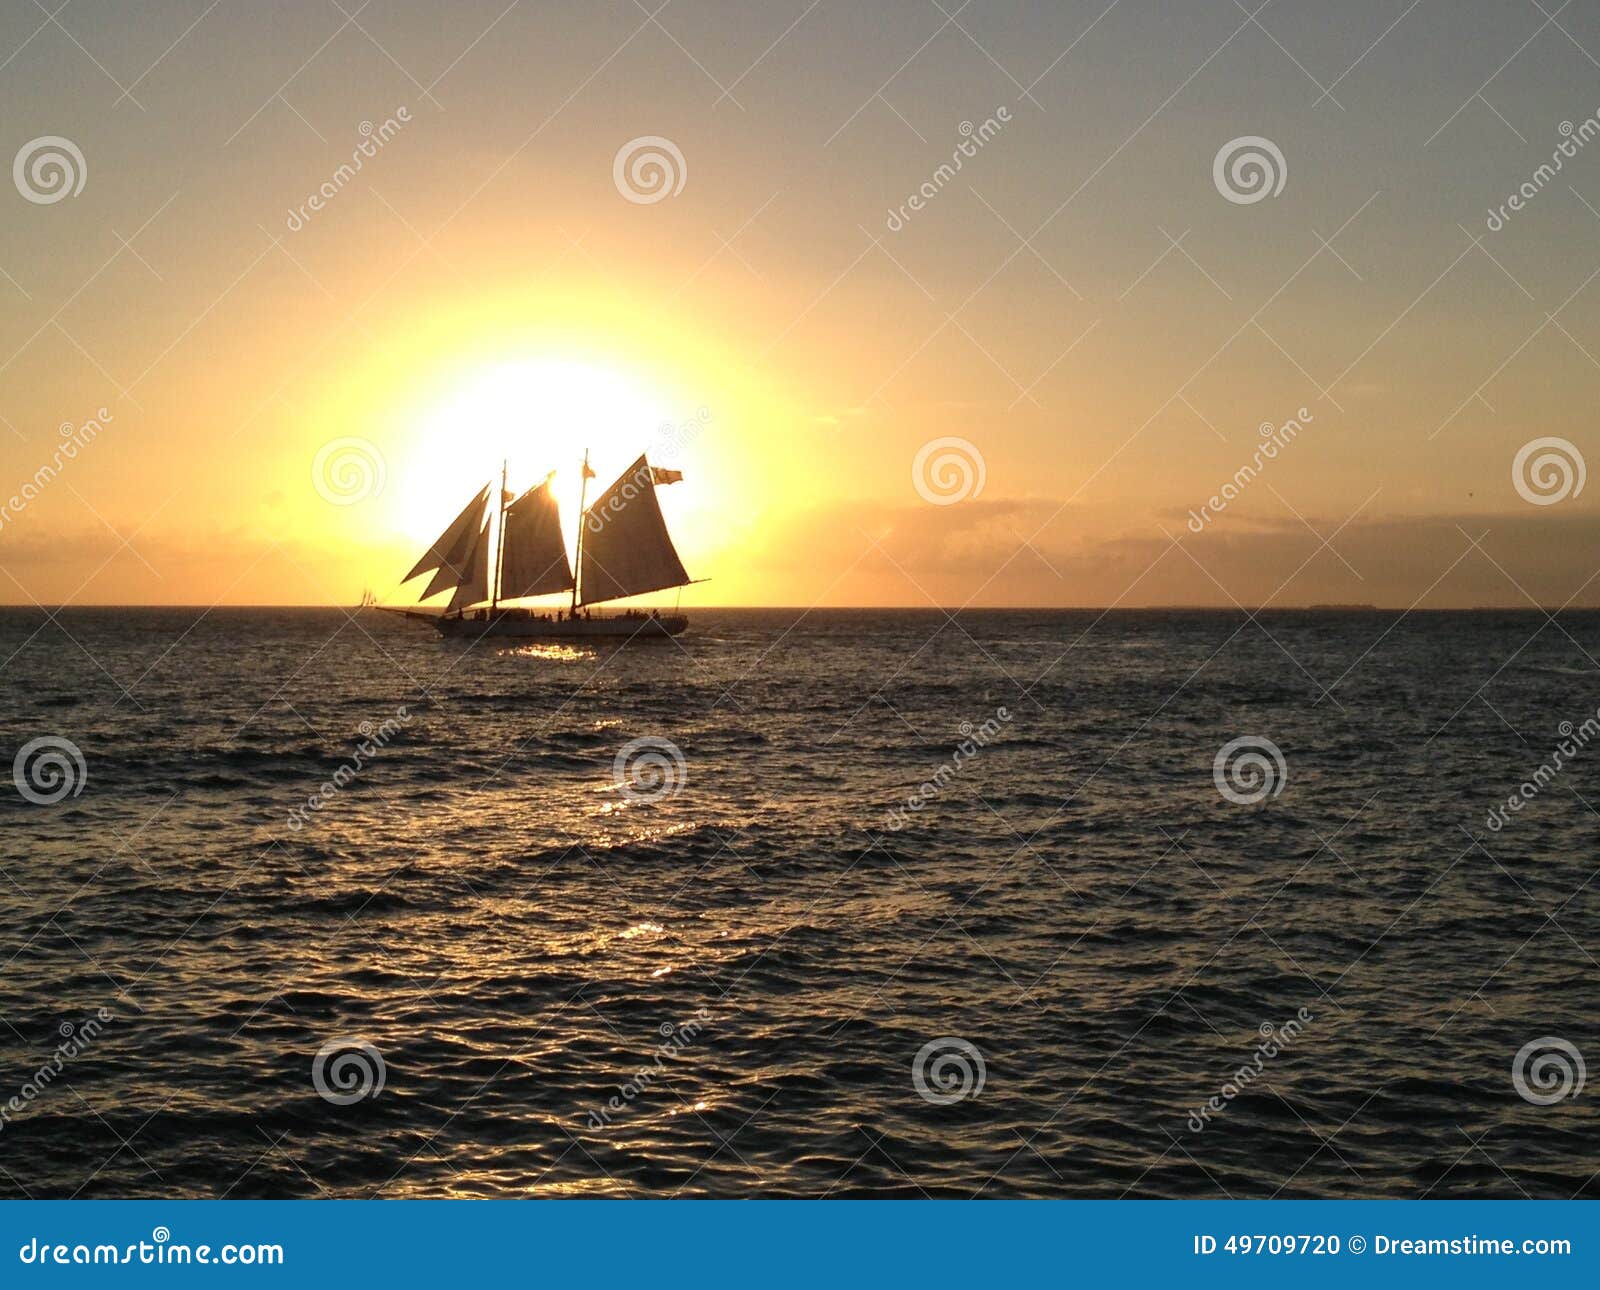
[0,606,1595,1199]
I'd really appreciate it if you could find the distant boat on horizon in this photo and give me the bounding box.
[386,450,696,641]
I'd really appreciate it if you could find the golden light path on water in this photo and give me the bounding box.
[14,607,1589,1198]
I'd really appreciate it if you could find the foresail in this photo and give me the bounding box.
[577,455,690,605]
[445,519,491,612]
[500,477,574,598]
[420,507,486,598]
[405,486,489,584]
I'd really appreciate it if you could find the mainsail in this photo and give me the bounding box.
[499,477,574,598]
[577,455,691,606]
[445,519,491,612]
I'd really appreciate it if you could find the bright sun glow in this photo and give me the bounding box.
[397,358,673,546]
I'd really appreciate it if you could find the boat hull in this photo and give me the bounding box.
[431,611,687,640]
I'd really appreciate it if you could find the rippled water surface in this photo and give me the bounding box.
[0,607,1595,1198]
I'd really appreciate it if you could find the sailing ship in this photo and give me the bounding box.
[393,452,694,640]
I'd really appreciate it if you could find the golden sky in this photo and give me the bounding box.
[3,1,1600,608]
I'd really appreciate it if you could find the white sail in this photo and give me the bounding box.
[405,486,489,584]
[445,519,491,612]
[578,455,690,606]
[499,477,574,598]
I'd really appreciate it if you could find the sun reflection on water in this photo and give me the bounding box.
[504,643,592,662]
[617,920,665,940]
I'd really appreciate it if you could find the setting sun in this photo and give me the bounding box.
[396,357,674,546]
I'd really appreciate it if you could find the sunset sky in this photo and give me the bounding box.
[3,0,1600,607]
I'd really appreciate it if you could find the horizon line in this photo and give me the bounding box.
[3,602,1599,613]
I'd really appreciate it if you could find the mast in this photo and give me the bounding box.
[569,448,590,618]
[491,460,507,611]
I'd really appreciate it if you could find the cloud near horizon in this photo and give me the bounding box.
[6,499,1598,611]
